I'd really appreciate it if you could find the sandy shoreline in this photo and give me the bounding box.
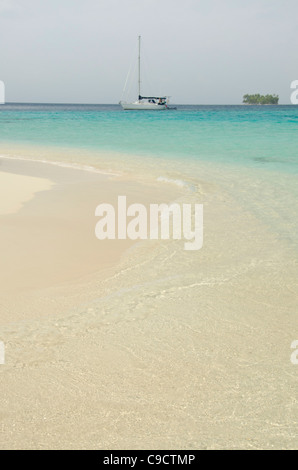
[0,157,182,323]
[0,171,53,216]
[0,151,297,450]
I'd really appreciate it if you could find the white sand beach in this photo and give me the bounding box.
[0,171,53,215]
[0,151,297,450]
[1,0,298,451]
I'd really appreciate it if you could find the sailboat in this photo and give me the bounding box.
[120,36,169,110]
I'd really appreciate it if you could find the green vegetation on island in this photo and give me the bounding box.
[243,94,279,105]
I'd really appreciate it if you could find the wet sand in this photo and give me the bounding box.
[0,152,297,450]
[0,157,182,323]
[0,171,53,216]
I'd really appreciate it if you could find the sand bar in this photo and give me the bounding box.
[0,153,297,450]
[0,156,183,323]
[0,171,53,215]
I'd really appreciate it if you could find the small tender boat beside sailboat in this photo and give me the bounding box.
[120,36,171,111]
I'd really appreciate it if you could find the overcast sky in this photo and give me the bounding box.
[0,0,297,104]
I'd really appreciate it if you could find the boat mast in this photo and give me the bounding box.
[138,35,141,99]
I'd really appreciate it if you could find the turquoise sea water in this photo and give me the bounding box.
[0,104,298,174]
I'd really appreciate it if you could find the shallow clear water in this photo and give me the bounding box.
[0,109,297,453]
[1,104,298,174]
[1,103,298,252]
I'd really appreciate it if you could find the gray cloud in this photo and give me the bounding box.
[0,0,297,103]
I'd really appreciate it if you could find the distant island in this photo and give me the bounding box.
[243,94,279,105]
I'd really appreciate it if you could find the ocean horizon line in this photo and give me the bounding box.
[1,101,294,107]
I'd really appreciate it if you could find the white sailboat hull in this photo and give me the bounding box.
[121,102,167,110]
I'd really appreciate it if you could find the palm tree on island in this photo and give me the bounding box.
[243,94,279,105]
